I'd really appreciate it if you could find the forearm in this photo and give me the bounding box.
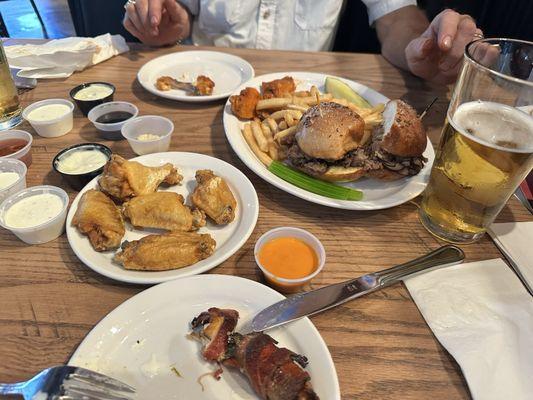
[375,6,429,71]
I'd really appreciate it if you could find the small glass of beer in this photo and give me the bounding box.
[419,38,533,243]
[0,40,22,130]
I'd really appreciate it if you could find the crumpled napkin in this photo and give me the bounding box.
[489,221,533,288]
[404,258,533,400]
[5,34,129,79]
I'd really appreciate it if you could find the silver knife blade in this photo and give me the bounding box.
[250,245,464,332]
[250,274,379,332]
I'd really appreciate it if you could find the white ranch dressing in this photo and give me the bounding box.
[57,148,108,174]
[0,172,19,189]
[5,193,63,229]
[74,84,113,101]
[27,103,70,122]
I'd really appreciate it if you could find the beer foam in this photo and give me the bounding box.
[450,101,533,153]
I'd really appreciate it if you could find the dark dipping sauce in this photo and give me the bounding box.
[0,139,32,166]
[96,111,134,124]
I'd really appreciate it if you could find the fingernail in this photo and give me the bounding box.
[151,16,158,26]
[442,36,452,49]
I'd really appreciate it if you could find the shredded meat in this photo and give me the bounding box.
[288,142,426,178]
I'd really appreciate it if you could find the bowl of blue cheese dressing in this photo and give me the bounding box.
[0,159,27,203]
[22,99,74,138]
[53,143,112,190]
[70,82,115,116]
[0,185,69,244]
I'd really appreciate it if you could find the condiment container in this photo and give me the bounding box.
[0,159,27,203]
[0,129,33,167]
[52,143,112,191]
[70,82,115,116]
[22,99,74,138]
[121,115,174,155]
[254,227,325,293]
[0,185,69,244]
[88,101,138,140]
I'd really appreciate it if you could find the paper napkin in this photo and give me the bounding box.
[489,221,533,288]
[5,34,129,79]
[404,258,533,400]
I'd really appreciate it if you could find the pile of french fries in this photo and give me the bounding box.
[240,85,385,167]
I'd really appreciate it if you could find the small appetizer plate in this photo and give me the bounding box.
[137,50,254,102]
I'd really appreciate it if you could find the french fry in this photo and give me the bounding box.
[268,143,279,160]
[284,113,295,127]
[256,98,292,110]
[261,121,274,143]
[251,121,269,152]
[286,104,308,112]
[243,124,272,167]
[293,90,311,97]
[274,125,298,144]
[265,117,278,134]
[278,120,288,130]
[310,85,319,98]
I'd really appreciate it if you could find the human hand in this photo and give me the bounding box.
[123,0,191,47]
[405,9,482,84]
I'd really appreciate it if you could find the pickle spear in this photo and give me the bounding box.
[325,76,372,109]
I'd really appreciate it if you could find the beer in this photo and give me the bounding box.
[420,101,533,242]
[0,41,22,130]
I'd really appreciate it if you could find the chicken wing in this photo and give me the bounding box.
[99,155,183,201]
[191,170,237,225]
[122,192,206,231]
[196,75,215,95]
[229,87,260,119]
[261,76,296,99]
[72,189,125,251]
[114,231,216,271]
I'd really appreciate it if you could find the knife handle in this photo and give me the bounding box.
[375,245,465,287]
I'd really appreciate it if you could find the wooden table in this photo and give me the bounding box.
[1,43,531,399]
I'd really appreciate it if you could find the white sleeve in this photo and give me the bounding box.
[177,0,199,15]
[361,0,418,25]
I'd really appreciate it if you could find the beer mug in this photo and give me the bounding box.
[0,41,22,130]
[419,38,533,243]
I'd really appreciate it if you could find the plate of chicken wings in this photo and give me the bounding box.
[69,274,340,399]
[66,152,259,284]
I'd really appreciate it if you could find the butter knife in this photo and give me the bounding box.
[250,245,464,332]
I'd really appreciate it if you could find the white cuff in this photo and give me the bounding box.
[362,0,417,25]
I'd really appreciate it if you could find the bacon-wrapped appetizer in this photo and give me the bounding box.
[191,307,318,400]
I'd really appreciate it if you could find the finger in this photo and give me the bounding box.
[439,16,477,70]
[432,9,461,51]
[134,0,154,35]
[405,36,436,62]
[123,16,147,42]
[148,0,165,31]
[164,0,187,24]
[125,4,145,34]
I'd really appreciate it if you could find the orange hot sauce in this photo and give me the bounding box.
[258,237,318,282]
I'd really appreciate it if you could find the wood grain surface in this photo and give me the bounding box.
[1,42,531,399]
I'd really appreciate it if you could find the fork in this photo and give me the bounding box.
[0,365,135,400]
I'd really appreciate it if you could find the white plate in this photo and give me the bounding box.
[69,275,340,400]
[66,152,258,285]
[137,51,254,102]
[223,72,435,210]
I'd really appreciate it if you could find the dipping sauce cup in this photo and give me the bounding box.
[121,115,174,155]
[0,159,27,203]
[0,185,69,244]
[22,99,74,138]
[254,227,325,293]
[88,101,138,140]
[0,129,33,167]
[53,143,112,190]
[70,82,115,116]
